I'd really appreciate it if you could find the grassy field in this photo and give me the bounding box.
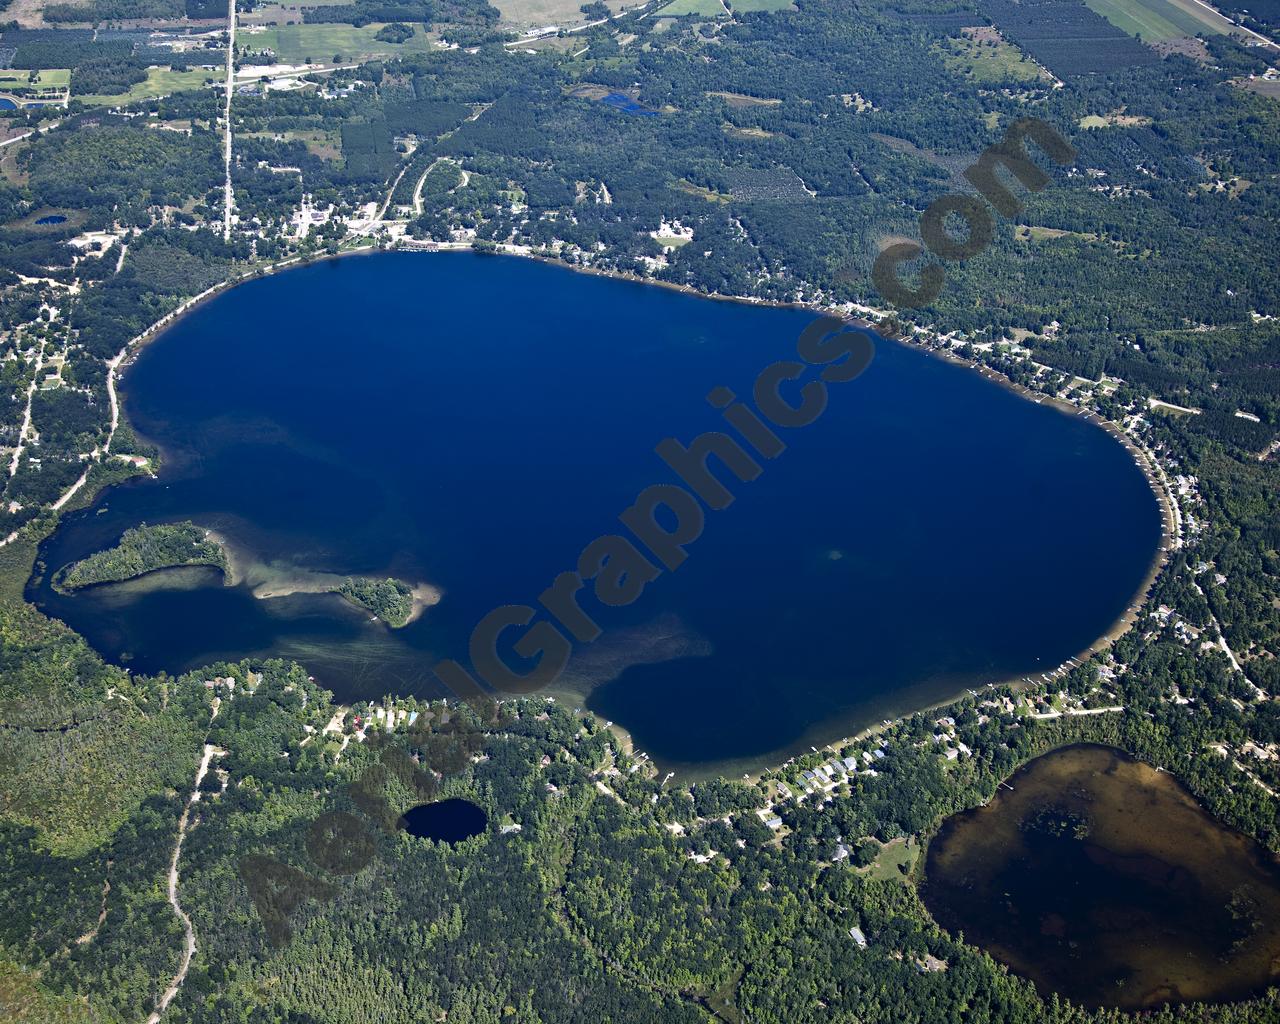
[492,0,629,29]
[1240,77,1280,99]
[1084,0,1228,42]
[0,139,28,186]
[723,123,776,139]
[242,0,354,24]
[706,90,782,106]
[1079,109,1153,128]
[675,178,732,202]
[938,35,1045,82]
[856,836,920,883]
[1015,224,1099,242]
[78,67,219,107]
[8,207,88,232]
[240,23,439,61]
[243,127,343,159]
[512,34,583,51]
[0,68,71,89]
[661,0,727,15]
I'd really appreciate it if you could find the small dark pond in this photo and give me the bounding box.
[923,744,1280,1009]
[602,92,657,116]
[35,214,67,225]
[401,798,487,843]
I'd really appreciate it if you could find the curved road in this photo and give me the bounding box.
[146,735,223,1024]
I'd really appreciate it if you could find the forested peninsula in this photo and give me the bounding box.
[53,522,229,591]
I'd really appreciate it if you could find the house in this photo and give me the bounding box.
[849,926,868,949]
[500,823,522,835]
[842,757,858,772]
[765,816,783,830]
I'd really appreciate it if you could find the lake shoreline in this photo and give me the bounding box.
[46,242,1174,777]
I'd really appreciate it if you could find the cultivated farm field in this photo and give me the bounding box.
[240,23,438,63]
[1084,0,1229,42]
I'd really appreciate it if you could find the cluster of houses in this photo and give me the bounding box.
[753,745,890,832]
[1150,602,1209,649]
[753,712,999,836]
[201,671,261,697]
[799,752,879,795]
[929,717,972,761]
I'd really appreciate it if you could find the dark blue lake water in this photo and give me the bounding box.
[401,798,488,843]
[31,253,1162,771]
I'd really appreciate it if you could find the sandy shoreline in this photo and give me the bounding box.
[199,527,441,626]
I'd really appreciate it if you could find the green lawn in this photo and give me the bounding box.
[0,68,71,89]
[1084,0,1225,42]
[241,23,438,62]
[856,837,920,883]
[0,68,72,106]
[78,67,220,107]
[659,0,726,15]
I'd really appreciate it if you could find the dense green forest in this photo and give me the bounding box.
[334,576,415,626]
[0,0,1278,1019]
[53,522,228,591]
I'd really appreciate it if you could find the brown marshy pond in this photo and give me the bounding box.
[923,744,1280,1009]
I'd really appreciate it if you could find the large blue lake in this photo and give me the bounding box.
[32,253,1162,771]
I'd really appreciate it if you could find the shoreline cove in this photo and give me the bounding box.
[27,243,1173,775]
